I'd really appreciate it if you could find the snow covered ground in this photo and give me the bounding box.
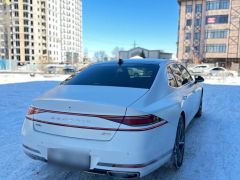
[0,74,240,180]
[0,73,69,85]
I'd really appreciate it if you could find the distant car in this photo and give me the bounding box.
[63,66,76,74]
[22,59,204,178]
[46,64,76,74]
[206,67,237,77]
[188,64,211,74]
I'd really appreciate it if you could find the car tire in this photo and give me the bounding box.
[195,91,203,118]
[171,115,185,169]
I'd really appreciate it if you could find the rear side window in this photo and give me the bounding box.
[178,65,193,83]
[62,63,160,89]
[212,67,224,71]
[169,64,184,87]
[167,66,178,87]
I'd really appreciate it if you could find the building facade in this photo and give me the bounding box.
[0,0,11,60]
[119,47,173,60]
[0,0,82,65]
[177,0,240,69]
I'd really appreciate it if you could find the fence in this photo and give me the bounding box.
[0,59,18,71]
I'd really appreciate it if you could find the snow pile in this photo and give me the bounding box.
[0,73,69,85]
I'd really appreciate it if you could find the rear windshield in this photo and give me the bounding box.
[62,63,159,89]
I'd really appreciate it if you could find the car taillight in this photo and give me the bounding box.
[121,114,164,126]
[27,107,44,115]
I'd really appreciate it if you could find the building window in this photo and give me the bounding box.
[25,49,30,54]
[25,56,30,61]
[23,12,29,18]
[24,27,29,32]
[23,4,28,10]
[186,19,192,26]
[195,19,201,26]
[185,32,191,40]
[205,44,226,53]
[194,46,200,53]
[15,27,19,32]
[185,46,191,53]
[195,4,202,13]
[14,12,19,16]
[207,0,229,10]
[14,4,18,9]
[25,41,29,46]
[186,5,192,13]
[206,15,228,24]
[205,30,228,39]
[24,34,29,39]
[194,32,200,40]
[24,20,28,25]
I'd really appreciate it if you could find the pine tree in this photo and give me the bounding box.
[140,50,145,58]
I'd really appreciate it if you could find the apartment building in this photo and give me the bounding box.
[0,0,10,60]
[177,0,240,68]
[59,0,82,64]
[0,0,82,65]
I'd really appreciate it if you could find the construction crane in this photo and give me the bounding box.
[227,0,240,76]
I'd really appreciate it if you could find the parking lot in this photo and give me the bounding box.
[0,76,240,180]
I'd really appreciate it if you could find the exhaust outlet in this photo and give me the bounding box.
[107,171,140,178]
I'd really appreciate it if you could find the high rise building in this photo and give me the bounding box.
[177,0,240,69]
[0,0,82,66]
[0,0,11,60]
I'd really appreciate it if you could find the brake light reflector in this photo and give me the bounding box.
[27,107,45,115]
[121,114,164,126]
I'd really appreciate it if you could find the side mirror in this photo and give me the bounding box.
[194,75,204,83]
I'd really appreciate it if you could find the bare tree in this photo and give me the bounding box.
[112,47,124,60]
[83,48,89,64]
[94,51,108,62]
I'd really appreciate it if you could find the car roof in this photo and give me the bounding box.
[93,59,175,66]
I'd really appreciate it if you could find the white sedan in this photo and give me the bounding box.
[21,59,204,178]
[188,64,211,74]
[206,67,237,77]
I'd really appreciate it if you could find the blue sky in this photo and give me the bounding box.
[83,0,179,57]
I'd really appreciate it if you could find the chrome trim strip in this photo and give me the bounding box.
[26,116,168,132]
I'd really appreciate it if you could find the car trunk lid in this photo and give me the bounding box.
[31,85,148,141]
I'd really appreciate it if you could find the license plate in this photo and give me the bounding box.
[48,149,90,170]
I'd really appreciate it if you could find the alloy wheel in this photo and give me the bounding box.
[173,116,185,169]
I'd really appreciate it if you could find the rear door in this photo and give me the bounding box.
[169,64,198,125]
[178,64,201,122]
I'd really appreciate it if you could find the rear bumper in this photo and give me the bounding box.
[21,119,173,177]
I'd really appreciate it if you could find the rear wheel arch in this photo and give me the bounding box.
[166,112,186,169]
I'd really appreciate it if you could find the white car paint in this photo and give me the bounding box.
[206,67,237,77]
[21,59,203,178]
[188,64,212,74]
